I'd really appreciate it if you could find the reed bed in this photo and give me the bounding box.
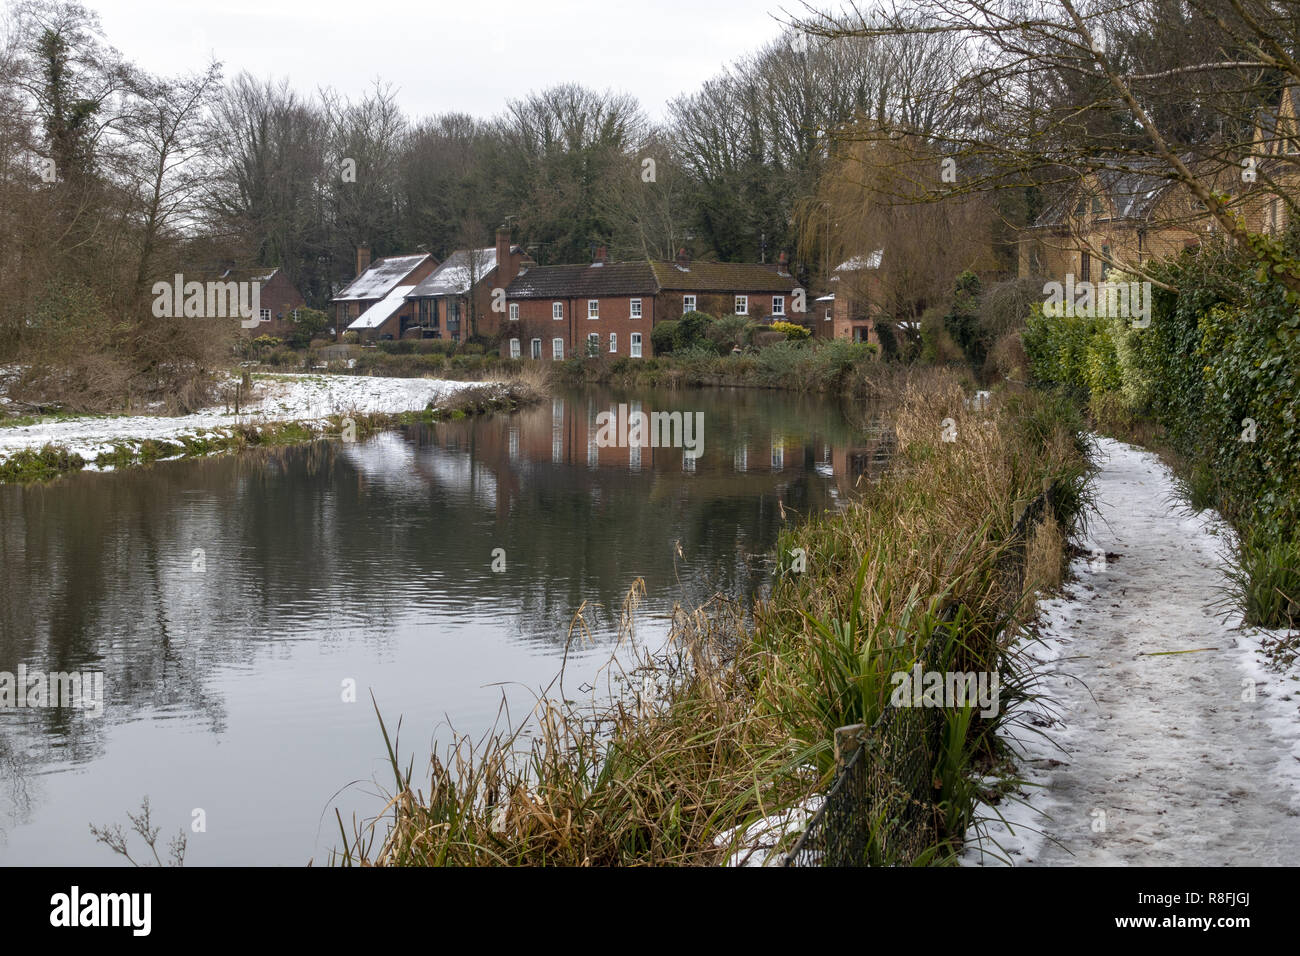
[339,368,1092,866]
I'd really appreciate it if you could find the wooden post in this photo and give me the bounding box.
[834,723,869,769]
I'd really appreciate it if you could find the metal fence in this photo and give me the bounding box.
[781,479,1063,867]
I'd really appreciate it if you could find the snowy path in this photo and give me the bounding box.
[966,436,1300,866]
[0,373,489,463]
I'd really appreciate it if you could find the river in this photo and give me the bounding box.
[0,384,886,865]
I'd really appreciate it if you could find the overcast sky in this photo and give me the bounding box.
[87,0,796,121]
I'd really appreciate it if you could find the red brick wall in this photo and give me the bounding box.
[502,294,656,359]
[654,290,804,322]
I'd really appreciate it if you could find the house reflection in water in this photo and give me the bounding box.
[345,388,894,524]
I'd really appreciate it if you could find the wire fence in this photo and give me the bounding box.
[781,479,1063,867]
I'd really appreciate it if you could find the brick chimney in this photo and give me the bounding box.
[676,247,690,269]
[777,251,789,275]
[356,246,371,277]
[495,226,517,287]
[593,245,608,265]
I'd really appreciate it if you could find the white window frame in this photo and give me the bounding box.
[609,332,617,353]
[825,309,832,321]
[509,338,520,358]
[552,301,564,320]
[260,308,272,322]
[772,296,785,316]
[735,295,748,316]
[683,295,696,314]
[509,302,519,321]
[630,298,642,318]
[552,337,565,359]
[630,332,642,358]
[587,332,600,354]
[531,337,541,359]
[587,299,599,319]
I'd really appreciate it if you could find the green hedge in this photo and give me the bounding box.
[1023,244,1300,623]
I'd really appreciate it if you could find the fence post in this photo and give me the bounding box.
[834,723,869,769]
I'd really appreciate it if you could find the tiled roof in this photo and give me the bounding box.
[505,261,658,298]
[649,259,799,292]
[334,254,432,302]
[408,248,498,297]
[1033,159,1177,228]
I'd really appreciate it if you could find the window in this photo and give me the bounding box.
[735,295,748,315]
[630,298,642,318]
[553,302,564,320]
[683,295,696,314]
[630,332,642,357]
[587,332,600,355]
[772,296,785,316]
[825,309,832,321]
[531,338,542,359]
[1100,246,1111,279]
[260,308,271,322]
[1080,251,1091,282]
[509,338,520,358]
[552,337,565,359]
[609,332,617,353]
[291,308,300,321]
[1092,195,1104,216]
[587,299,599,319]
[509,302,519,321]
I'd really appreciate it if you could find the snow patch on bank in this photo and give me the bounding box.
[0,373,492,464]
[964,436,1300,866]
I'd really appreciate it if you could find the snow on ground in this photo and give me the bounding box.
[964,436,1300,866]
[0,373,490,463]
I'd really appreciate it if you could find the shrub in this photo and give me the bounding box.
[651,320,679,355]
[676,311,715,350]
[770,320,811,341]
[342,331,360,345]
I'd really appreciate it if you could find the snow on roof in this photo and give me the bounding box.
[408,248,497,297]
[335,254,431,302]
[834,251,883,272]
[348,285,415,330]
[815,293,835,302]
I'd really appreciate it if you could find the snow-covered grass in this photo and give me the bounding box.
[0,373,495,466]
[964,436,1300,866]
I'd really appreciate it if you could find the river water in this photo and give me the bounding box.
[0,384,885,865]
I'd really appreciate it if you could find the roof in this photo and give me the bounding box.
[408,248,499,298]
[218,266,281,284]
[506,261,658,298]
[834,251,882,272]
[334,254,432,302]
[348,285,415,330]
[1032,160,1177,228]
[649,259,799,293]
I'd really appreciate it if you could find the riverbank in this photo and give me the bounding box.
[342,369,1092,866]
[262,338,884,395]
[0,372,542,482]
[963,436,1300,865]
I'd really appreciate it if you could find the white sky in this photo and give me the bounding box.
[86,0,795,121]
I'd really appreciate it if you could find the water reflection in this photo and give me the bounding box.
[0,384,889,864]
